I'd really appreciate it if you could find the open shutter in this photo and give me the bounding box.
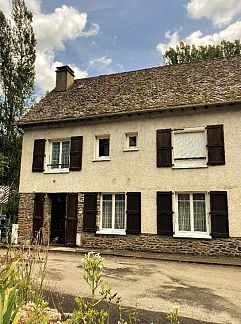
[83,193,97,232]
[210,191,229,238]
[66,193,78,245]
[33,193,44,237]
[156,129,172,167]
[70,136,83,171]
[32,139,45,172]
[207,125,225,165]
[157,192,173,235]
[126,192,141,234]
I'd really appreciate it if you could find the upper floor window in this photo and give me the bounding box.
[95,136,110,160]
[124,132,138,151]
[173,127,206,168]
[50,140,70,170]
[156,124,225,169]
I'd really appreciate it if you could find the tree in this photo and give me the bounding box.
[163,40,241,65]
[0,0,36,221]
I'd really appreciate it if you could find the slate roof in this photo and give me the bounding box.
[19,55,241,126]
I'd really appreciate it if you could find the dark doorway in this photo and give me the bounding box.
[49,193,78,245]
[50,193,66,244]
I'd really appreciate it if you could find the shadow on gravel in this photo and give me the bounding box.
[43,289,216,324]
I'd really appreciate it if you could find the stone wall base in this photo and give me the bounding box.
[81,233,241,257]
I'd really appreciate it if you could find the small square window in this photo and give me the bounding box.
[95,136,110,160]
[125,132,138,150]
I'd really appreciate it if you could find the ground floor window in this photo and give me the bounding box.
[174,193,210,238]
[98,193,126,235]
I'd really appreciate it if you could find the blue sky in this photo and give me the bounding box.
[1,0,241,93]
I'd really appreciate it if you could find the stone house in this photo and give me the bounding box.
[18,56,241,256]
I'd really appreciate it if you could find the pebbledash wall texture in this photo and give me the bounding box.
[18,192,241,257]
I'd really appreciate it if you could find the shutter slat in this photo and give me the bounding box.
[33,193,45,237]
[210,191,229,238]
[83,193,97,232]
[66,193,78,245]
[156,129,172,167]
[70,136,83,171]
[32,139,45,172]
[126,192,141,234]
[207,125,225,165]
[157,192,173,235]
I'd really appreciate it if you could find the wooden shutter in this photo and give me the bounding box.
[126,192,141,234]
[210,191,229,238]
[66,193,78,245]
[156,129,172,167]
[33,193,44,237]
[207,125,225,165]
[32,139,45,172]
[70,136,83,171]
[83,193,97,232]
[157,192,173,235]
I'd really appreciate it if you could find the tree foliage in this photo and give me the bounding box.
[0,0,36,220]
[163,40,241,65]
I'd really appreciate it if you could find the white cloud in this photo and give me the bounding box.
[187,0,241,27]
[156,20,241,57]
[0,1,99,93]
[89,56,112,68]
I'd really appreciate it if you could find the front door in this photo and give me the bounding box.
[50,193,66,244]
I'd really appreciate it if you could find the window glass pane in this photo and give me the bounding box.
[61,141,70,168]
[178,194,191,231]
[193,194,207,232]
[115,194,125,229]
[99,138,109,157]
[129,136,137,147]
[102,194,112,228]
[51,142,60,169]
[174,131,206,159]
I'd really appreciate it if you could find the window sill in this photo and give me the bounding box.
[123,148,139,152]
[96,229,126,235]
[92,158,111,162]
[44,169,69,174]
[173,233,211,239]
[172,165,208,169]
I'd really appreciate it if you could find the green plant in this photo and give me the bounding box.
[166,305,181,324]
[72,252,139,324]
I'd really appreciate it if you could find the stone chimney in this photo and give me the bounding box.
[55,65,75,91]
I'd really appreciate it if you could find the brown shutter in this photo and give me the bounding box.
[207,125,225,165]
[70,136,83,171]
[210,191,229,238]
[126,192,141,234]
[32,139,45,172]
[66,193,78,245]
[156,129,172,167]
[157,192,173,235]
[83,193,97,232]
[33,193,44,238]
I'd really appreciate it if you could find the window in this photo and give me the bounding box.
[98,193,126,234]
[49,140,70,170]
[173,128,207,168]
[124,132,138,151]
[174,192,210,238]
[95,136,110,160]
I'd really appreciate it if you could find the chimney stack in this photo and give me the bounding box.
[55,65,75,91]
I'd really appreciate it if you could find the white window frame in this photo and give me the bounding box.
[94,135,110,161]
[174,192,211,239]
[97,193,126,235]
[124,132,139,151]
[172,127,207,169]
[45,139,70,173]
